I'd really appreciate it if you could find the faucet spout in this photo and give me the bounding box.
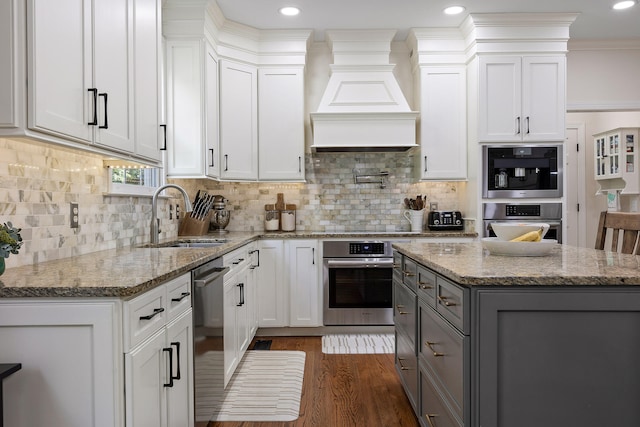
[150,184,193,245]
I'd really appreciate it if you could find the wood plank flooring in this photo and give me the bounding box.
[203,336,419,427]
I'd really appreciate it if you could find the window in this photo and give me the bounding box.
[105,161,163,196]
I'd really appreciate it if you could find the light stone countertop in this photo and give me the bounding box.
[393,241,640,287]
[0,230,476,298]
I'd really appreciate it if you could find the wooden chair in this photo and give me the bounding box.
[595,211,640,254]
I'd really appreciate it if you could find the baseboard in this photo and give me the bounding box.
[256,325,395,337]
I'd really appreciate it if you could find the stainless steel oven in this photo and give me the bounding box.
[483,145,563,198]
[323,241,393,325]
[483,202,563,243]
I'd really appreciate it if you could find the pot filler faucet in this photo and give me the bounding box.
[150,184,193,245]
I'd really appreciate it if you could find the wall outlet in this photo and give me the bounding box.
[70,203,79,228]
[430,202,438,211]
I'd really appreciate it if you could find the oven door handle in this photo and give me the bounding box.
[326,259,394,268]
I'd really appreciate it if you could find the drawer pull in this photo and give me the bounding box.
[395,304,408,315]
[393,263,401,269]
[139,307,164,320]
[425,414,438,427]
[425,341,445,357]
[438,295,457,307]
[171,292,190,302]
[397,357,410,371]
[403,271,415,277]
[419,281,434,290]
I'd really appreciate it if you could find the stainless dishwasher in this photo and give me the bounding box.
[192,258,229,422]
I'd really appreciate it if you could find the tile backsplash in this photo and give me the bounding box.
[1,138,464,267]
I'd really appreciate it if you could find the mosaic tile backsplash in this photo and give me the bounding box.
[1,138,464,267]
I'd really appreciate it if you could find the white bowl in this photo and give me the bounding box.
[490,222,550,241]
[481,237,558,257]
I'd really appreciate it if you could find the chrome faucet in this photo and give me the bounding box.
[150,184,193,245]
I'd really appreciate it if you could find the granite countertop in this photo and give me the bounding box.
[0,230,476,298]
[393,241,640,287]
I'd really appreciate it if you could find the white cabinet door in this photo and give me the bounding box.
[166,310,195,427]
[205,44,220,178]
[257,240,287,327]
[522,56,566,141]
[478,56,521,142]
[28,0,93,142]
[288,239,321,327]
[0,0,17,128]
[223,272,240,386]
[132,0,162,161]
[247,244,260,335]
[417,67,467,180]
[235,265,251,354]
[219,59,258,180]
[126,329,167,427]
[258,67,305,181]
[478,55,565,142]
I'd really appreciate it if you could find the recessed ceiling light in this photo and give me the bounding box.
[443,6,466,15]
[613,0,637,9]
[279,6,300,16]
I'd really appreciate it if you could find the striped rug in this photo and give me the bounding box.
[195,350,305,422]
[321,333,395,354]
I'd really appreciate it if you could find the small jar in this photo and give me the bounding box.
[280,209,296,232]
[264,210,280,231]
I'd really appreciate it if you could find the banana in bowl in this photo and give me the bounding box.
[490,222,550,241]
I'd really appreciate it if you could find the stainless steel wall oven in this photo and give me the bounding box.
[483,202,563,243]
[323,241,394,325]
[483,145,563,198]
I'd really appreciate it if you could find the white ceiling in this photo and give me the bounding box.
[214,0,640,41]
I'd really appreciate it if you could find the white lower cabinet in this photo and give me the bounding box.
[124,272,194,427]
[257,240,287,327]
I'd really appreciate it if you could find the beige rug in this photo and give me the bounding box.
[322,333,395,354]
[195,350,305,422]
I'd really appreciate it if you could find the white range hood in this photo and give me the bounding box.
[310,30,419,152]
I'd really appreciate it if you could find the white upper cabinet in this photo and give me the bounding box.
[219,59,259,181]
[416,66,467,180]
[0,0,162,163]
[258,67,305,181]
[478,55,566,142]
[165,40,219,178]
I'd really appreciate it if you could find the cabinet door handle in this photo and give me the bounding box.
[98,93,108,129]
[437,295,456,307]
[312,248,315,265]
[424,155,428,172]
[237,283,245,306]
[526,116,530,134]
[163,347,174,387]
[425,414,438,427]
[160,124,167,150]
[171,291,190,302]
[170,342,181,380]
[209,149,215,167]
[249,249,260,268]
[87,88,98,125]
[516,116,521,135]
[395,304,408,315]
[224,154,229,171]
[397,357,410,371]
[298,156,302,173]
[425,341,445,357]
[139,307,164,320]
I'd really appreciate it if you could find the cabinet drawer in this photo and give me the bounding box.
[417,265,436,307]
[402,257,418,292]
[436,276,465,331]
[124,285,167,351]
[420,364,462,427]
[393,251,403,283]
[420,302,464,418]
[223,246,250,274]
[394,279,417,346]
[396,331,419,413]
[166,273,192,322]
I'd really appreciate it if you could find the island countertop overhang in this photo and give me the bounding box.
[392,241,640,287]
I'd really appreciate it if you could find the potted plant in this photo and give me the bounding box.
[0,222,23,275]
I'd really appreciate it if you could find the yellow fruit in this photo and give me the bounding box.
[510,227,543,242]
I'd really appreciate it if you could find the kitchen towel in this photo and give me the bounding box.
[321,334,395,354]
[195,350,305,422]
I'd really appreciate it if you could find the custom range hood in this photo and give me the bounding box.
[310,30,419,152]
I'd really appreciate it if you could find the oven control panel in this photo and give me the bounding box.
[506,204,541,216]
[349,242,386,255]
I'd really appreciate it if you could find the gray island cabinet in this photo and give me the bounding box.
[392,241,640,427]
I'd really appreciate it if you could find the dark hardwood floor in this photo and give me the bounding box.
[204,336,419,427]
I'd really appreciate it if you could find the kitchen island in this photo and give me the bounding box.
[391,241,640,427]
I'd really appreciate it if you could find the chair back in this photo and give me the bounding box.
[595,211,640,254]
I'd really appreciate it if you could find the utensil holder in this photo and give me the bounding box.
[178,211,213,236]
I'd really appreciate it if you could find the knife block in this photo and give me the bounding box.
[178,211,213,236]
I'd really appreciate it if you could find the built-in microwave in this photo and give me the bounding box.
[483,145,563,198]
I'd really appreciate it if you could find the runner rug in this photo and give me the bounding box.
[195,350,306,422]
[321,333,395,354]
